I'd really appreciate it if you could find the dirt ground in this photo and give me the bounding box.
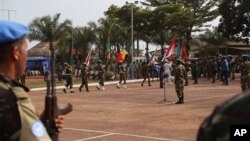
[29,76,241,141]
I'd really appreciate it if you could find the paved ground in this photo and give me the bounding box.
[29,77,241,141]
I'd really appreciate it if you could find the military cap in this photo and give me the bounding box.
[0,20,29,44]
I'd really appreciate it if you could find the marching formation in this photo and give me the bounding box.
[53,52,250,106]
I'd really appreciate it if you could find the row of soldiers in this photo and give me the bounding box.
[59,59,146,81]
[183,55,243,85]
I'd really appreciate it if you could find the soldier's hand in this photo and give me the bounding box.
[55,115,64,133]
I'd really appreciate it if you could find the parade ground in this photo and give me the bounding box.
[29,77,241,141]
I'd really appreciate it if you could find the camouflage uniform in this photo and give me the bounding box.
[211,59,217,83]
[197,93,250,141]
[141,62,151,86]
[239,59,250,92]
[0,74,51,141]
[191,59,198,84]
[184,60,190,86]
[96,62,105,90]
[63,64,74,93]
[79,64,89,92]
[230,58,236,80]
[116,62,127,89]
[175,60,186,104]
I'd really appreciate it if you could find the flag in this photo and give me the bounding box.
[181,43,188,60]
[84,48,91,66]
[120,49,128,60]
[162,36,176,62]
[175,42,181,59]
[116,53,123,63]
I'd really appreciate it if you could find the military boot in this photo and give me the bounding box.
[175,97,182,104]
[181,97,184,104]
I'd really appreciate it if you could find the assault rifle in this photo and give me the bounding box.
[42,44,73,141]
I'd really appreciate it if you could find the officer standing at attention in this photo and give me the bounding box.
[0,20,64,141]
[175,58,186,104]
[79,63,89,92]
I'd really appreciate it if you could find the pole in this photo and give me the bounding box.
[0,9,16,21]
[131,6,134,61]
[70,30,73,65]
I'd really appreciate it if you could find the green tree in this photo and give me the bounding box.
[218,0,250,38]
[146,0,219,45]
[73,24,96,62]
[198,28,226,56]
[29,13,72,62]
[29,13,72,97]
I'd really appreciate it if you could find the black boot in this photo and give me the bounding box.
[181,97,184,104]
[175,98,182,104]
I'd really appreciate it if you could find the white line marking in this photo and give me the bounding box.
[64,128,112,134]
[30,79,144,91]
[65,128,185,141]
[74,133,114,141]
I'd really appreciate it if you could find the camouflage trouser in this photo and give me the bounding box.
[80,77,88,91]
[99,74,104,86]
[241,76,250,92]
[119,73,126,84]
[175,80,184,98]
[65,76,73,89]
[142,75,151,86]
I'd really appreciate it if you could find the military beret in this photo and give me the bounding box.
[0,20,29,44]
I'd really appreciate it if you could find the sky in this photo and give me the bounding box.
[0,0,219,51]
[1,0,137,48]
[0,0,135,26]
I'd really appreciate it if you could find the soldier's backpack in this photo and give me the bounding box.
[197,93,250,141]
[0,87,21,141]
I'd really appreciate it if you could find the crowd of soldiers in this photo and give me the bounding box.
[185,55,241,85]
[16,54,247,95]
[3,20,250,141]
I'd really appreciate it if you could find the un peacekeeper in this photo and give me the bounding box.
[175,58,186,104]
[239,56,250,92]
[197,92,250,141]
[0,20,63,141]
[79,63,89,92]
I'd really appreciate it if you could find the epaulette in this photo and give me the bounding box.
[0,74,29,92]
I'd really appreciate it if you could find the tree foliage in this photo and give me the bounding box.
[29,13,72,43]
[218,0,250,38]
